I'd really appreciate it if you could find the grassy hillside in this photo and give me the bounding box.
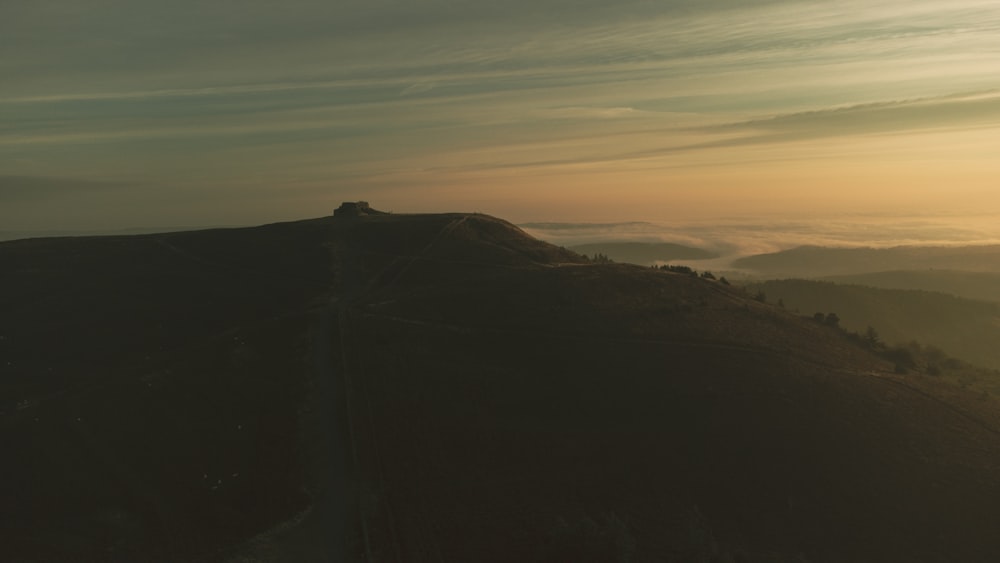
[6,212,1000,561]
[1,220,338,562]
[747,279,1000,370]
[348,258,1000,562]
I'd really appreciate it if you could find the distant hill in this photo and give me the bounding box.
[568,241,717,265]
[824,269,1000,303]
[748,278,1000,370]
[519,221,654,230]
[0,225,236,242]
[735,244,1000,277]
[6,212,1000,561]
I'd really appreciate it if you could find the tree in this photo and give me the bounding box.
[591,253,613,264]
[863,325,881,349]
[661,265,697,276]
[824,313,840,328]
[882,345,916,373]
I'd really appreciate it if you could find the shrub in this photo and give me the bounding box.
[882,346,917,371]
[824,313,840,328]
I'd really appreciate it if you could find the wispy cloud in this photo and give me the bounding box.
[400,82,436,96]
[715,91,1000,136]
[3,0,1000,228]
[0,176,133,202]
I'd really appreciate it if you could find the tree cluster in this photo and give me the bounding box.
[656,265,726,284]
[659,264,698,276]
[811,312,840,328]
[589,253,614,264]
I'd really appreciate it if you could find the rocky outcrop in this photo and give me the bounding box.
[334,201,388,217]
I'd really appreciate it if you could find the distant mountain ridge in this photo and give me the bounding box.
[823,269,1000,303]
[519,221,654,230]
[735,244,1000,277]
[0,225,240,242]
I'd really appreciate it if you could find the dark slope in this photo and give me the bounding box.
[0,212,582,562]
[5,213,1000,562]
[348,262,1000,562]
[335,216,1000,562]
[1,219,339,562]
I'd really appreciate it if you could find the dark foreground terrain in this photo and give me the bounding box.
[4,212,1000,562]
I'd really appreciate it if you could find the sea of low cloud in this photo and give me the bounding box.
[521,212,1000,270]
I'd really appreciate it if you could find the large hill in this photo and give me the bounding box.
[5,211,1000,562]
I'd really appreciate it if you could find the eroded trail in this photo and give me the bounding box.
[279,307,351,562]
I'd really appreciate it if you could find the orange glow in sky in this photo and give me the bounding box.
[3,0,1000,231]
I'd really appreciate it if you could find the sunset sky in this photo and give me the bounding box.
[4,0,1000,231]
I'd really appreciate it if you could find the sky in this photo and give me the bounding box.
[3,0,1000,232]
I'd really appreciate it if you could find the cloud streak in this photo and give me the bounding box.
[0,176,133,202]
[3,0,1000,229]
